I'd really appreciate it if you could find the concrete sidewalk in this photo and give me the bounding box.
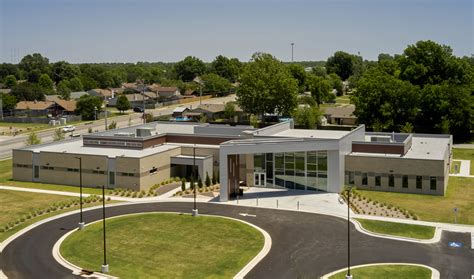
[450,159,472,177]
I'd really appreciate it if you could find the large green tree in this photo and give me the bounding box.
[116,94,131,113]
[352,68,420,130]
[68,77,84,91]
[38,74,54,91]
[306,75,333,107]
[11,82,45,101]
[326,51,360,80]
[201,73,232,96]
[292,105,322,129]
[210,55,241,82]
[174,56,206,82]
[51,61,80,83]
[288,64,307,93]
[236,53,298,118]
[75,95,103,120]
[4,75,17,88]
[57,80,72,100]
[1,94,17,112]
[19,53,50,82]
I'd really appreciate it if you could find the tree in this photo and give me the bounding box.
[400,122,414,133]
[4,75,17,88]
[53,128,65,141]
[19,53,50,82]
[181,178,186,191]
[38,74,54,91]
[11,82,45,101]
[1,94,17,112]
[351,68,420,130]
[75,95,103,120]
[108,120,117,130]
[328,73,343,95]
[210,55,241,82]
[224,102,236,121]
[25,132,41,146]
[174,56,206,81]
[306,75,332,107]
[67,77,84,92]
[205,172,211,187]
[51,61,80,83]
[197,177,203,188]
[326,51,356,80]
[398,40,469,87]
[57,80,71,100]
[292,105,322,129]
[116,94,131,113]
[288,64,307,93]
[200,73,232,96]
[298,95,317,107]
[312,66,327,77]
[237,52,298,118]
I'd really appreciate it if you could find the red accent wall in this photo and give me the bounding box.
[352,143,404,155]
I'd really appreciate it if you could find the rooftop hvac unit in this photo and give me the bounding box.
[136,128,153,137]
[114,132,136,137]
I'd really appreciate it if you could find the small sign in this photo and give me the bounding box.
[448,241,463,248]
[454,208,458,212]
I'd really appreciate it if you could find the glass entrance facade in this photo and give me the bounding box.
[253,151,328,191]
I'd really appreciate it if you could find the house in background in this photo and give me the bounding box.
[323,105,357,126]
[70,91,90,100]
[188,103,244,121]
[172,106,190,118]
[157,87,181,99]
[88,89,113,100]
[15,99,77,117]
[108,93,148,108]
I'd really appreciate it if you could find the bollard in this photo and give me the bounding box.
[277,199,279,208]
[297,201,300,211]
[237,194,239,205]
[256,197,259,206]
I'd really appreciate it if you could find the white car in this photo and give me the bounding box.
[62,125,76,133]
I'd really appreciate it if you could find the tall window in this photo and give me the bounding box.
[388,174,394,187]
[375,175,381,186]
[109,171,115,185]
[34,166,39,179]
[402,175,408,188]
[430,176,437,190]
[416,176,422,189]
[348,172,355,185]
[362,173,368,186]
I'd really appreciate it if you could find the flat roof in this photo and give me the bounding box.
[23,139,180,158]
[269,129,350,139]
[403,136,450,160]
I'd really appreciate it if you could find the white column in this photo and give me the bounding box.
[219,151,229,202]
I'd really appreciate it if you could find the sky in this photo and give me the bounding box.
[0,0,472,63]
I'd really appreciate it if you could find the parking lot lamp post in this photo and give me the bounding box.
[192,144,198,216]
[101,184,109,273]
[74,157,84,230]
[346,186,353,279]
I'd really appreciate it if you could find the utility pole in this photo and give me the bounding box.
[104,109,108,130]
[75,157,84,230]
[192,144,198,216]
[291,42,294,62]
[101,184,109,273]
[346,186,352,279]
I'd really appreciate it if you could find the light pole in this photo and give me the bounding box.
[192,144,198,216]
[291,42,294,62]
[193,76,203,106]
[74,157,84,230]
[346,186,353,279]
[101,184,109,273]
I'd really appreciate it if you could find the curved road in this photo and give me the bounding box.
[1,202,473,278]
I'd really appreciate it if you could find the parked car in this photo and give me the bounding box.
[133,107,144,113]
[62,125,75,133]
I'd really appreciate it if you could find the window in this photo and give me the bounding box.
[375,175,381,186]
[362,173,368,186]
[402,175,408,188]
[121,172,135,177]
[416,176,422,189]
[93,170,105,174]
[41,166,54,170]
[388,174,394,187]
[430,176,437,190]
[348,172,355,185]
[67,168,79,172]
[109,171,115,185]
[34,166,39,179]
[149,167,158,174]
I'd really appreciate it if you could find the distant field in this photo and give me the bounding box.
[0,122,50,135]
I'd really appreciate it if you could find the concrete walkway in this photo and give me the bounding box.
[450,159,472,177]
[453,144,474,149]
[219,187,350,218]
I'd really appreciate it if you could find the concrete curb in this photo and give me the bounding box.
[351,218,442,244]
[320,262,440,279]
[50,212,271,279]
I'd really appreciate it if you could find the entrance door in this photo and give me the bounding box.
[254,172,266,187]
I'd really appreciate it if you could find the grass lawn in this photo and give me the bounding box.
[335,95,351,104]
[0,189,117,242]
[358,177,474,225]
[61,213,264,278]
[329,265,431,279]
[452,148,474,175]
[355,218,435,240]
[0,122,50,135]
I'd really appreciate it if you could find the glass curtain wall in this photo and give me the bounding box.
[254,151,328,191]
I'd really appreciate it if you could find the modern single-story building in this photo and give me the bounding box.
[12,121,452,201]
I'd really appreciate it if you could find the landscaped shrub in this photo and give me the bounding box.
[181,178,186,191]
[198,178,203,188]
[212,174,217,185]
[205,172,211,187]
